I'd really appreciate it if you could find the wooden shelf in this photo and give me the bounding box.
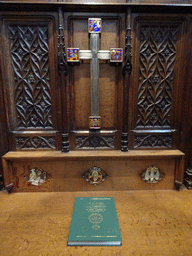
[2,150,184,161]
[2,150,185,191]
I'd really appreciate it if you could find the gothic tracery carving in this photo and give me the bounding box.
[16,136,55,149]
[136,25,179,129]
[134,134,172,148]
[9,25,53,129]
[76,135,114,149]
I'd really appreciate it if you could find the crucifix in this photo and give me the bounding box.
[67,18,123,130]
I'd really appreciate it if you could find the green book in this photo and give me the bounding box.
[67,197,122,246]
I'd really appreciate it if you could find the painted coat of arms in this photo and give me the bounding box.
[110,48,123,62]
[67,48,79,62]
[88,18,102,33]
[89,116,101,129]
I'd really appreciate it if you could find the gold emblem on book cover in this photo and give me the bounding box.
[86,200,106,230]
[88,213,103,230]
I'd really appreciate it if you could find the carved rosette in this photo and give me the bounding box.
[9,25,53,129]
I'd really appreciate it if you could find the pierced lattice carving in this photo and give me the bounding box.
[16,136,55,149]
[136,25,179,128]
[9,25,53,129]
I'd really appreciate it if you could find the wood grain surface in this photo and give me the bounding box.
[2,150,184,191]
[0,190,191,255]
[2,150,185,160]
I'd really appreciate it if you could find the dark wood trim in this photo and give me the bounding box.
[58,7,69,152]
[121,7,132,152]
[180,16,192,171]
[175,156,185,190]
[0,19,9,188]
[1,1,192,16]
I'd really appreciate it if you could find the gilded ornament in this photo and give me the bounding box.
[83,167,108,185]
[140,166,164,184]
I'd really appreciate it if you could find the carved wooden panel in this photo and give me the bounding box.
[76,135,114,149]
[136,25,178,129]
[134,134,172,149]
[132,17,184,149]
[15,136,56,150]
[8,24,53,129]
[1,15,59,150]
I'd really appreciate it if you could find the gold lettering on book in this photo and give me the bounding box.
[86,202,106,213]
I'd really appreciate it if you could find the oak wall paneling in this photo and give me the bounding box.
[0,1,190,191]
[130,14,186,150]
[1,12,61,151]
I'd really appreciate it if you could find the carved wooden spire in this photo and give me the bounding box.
[122,7,132,76]
[121,7,132,152]
[58,7,69,152]
[58,7,68,76]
